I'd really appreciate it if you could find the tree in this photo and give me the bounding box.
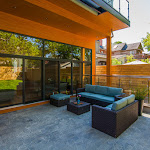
[142,32,150,51]
[141,58,150,64]
[126,54,136,63]
[113,41,122,45]
[112,58,122,65]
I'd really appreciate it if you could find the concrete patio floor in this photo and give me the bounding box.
[1,100,150,150]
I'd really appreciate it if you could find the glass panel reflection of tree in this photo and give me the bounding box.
[0,57,23,107]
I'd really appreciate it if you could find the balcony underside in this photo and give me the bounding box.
[0,0,129,40]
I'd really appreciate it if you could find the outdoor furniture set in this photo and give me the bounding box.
[50,84,138,138]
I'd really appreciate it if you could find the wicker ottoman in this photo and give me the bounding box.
[50,94,70,107]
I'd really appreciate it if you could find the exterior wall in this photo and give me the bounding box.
[113,49,142,56]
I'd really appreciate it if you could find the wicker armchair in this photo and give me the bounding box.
[92,100,138,138]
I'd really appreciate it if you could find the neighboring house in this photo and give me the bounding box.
[112,42,143,56]
[96,42,144,65]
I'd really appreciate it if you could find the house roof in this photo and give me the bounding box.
[126,42,142,50]
[112,42,143,52]
[123,60,148,65]
[112,43,126,51]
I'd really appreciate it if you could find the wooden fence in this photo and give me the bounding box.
[96,64,150,76]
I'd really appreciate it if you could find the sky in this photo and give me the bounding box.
[111,0,150,47]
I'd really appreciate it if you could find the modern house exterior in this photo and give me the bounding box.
[0,0,130,110]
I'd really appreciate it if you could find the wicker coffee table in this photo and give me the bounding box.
[67,101,90,115]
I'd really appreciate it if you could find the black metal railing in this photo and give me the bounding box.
[84,74,150,103]
[103,0,129,20]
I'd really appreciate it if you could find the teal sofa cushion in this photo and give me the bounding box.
[50,94,70,100]
[127,94,135,104]
[78,92,103,99]
[78,92,114,103]
[85,84,96,93]
[95,85,108,95]
[112,97,128,111]
[107,87,123,97]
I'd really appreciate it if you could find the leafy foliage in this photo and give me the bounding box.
[112,58,122,65]
[132,87,148,100]
[126,54,136,63]
[141,58,150,63]
[142,32,150,51]
[113,41,122,45]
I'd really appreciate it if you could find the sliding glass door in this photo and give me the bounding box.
[60,61,71,94]
[0,57,23,107]
[24,59,42,103]
[45,61,59,99]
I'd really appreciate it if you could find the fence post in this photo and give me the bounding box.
[118,77,120,88]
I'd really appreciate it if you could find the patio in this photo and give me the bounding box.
[0,98,150,150]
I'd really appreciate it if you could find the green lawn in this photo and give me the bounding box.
[0,80,22,90]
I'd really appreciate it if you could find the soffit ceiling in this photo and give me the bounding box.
[0,0,129,40]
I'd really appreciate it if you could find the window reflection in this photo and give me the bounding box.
[44,41,72,59]
[0,31,42,57]
[60,62,71,94]
[45,61,59,99]
[85,48,92,61]
[0,57,23,107]
[83,63,91,86]
[72,46,81,60]
[73,63,82,94]
[25,59,42,103]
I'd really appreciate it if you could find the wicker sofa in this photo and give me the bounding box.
[92,95,138,138]
[77,84,124,107]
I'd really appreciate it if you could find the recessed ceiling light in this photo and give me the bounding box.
[12,6,17,9]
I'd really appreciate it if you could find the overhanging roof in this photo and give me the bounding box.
[0,0,130,40]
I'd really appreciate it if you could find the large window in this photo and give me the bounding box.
[0,30,92,107]
[44,41,72,59]
[0,31,43,57]
[83,63,91,87]
[60,62,71,94]
[85,48,92,61]
[45,61,59,99]
[72,46,81,60]
[24,59,42,103]
[0,57,23,107]
[73,62,82,94]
